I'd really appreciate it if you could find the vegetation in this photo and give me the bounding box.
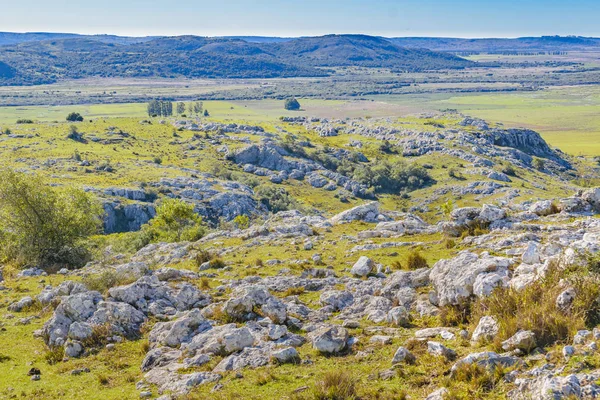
[351,160,432,194]
[470,263,600,348]
[284,97,301,111]
[0,169,102,268]
[66,112,84,122]
[255,185,298,213]
[137,198,205,245]
[147,100,173,117]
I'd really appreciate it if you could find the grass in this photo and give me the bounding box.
[470,263,600,349]
[373,85,600,156]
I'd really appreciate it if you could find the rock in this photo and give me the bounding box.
[451,351,522,374]
[501,330,536,352]
[351,256,374,277]
[573,330,592,345]
[8,296,33,312]
[471,316,499,344]
[68,322,93,341]
[330,202,383,225]
[320,291,354,311]
[479,204,506,223]
[369,335,392,345]
[271,347,299,364]
[529,200,556,216]
[220,327,255,354]
[386,306,410,327]
[64,340,84,358]
[521,242,541,265]
[426,388,449,400]
[392,346,415,364]
[427,341,456,360]
[563,345,576,359]
[311,325,348,354]
[429,251,511,306]
[261,298,287,324]
[488,171,511,182]
[556,287,576,311]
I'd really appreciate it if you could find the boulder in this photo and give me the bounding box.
[501,330,536,352]
[351,256,374,277]
[471,316,499,344]
[311,325,349,354]
[392,346,415,364]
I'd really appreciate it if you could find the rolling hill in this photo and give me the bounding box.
[389,36,600,53]
[0,34,473,85]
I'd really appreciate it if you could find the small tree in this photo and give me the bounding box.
[140,198,205,243]
[66,112,84,122]
[203,109,209,117]
[0,169,102,268]
[233,215,250,229]
[284,98,301,111]
[176,102,186,115]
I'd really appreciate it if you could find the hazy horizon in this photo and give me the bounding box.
[2,0,599,38]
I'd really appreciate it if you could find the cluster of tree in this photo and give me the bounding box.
[0,169,102,268]
[66,112,84,122]
[255,185,298,213]
[147,100,173,117]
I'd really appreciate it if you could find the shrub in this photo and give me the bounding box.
[66,125,84,141]
[532,157,545,171]
[233,214,250,229]
[255,185,298,213]
[194,249,213,267]
[448,168,465,180]
[83,270,135,294]
[0,169,102,268]
[284,97,301,111]
[66,112,84,122]
[16,119,34,124]
[208,258,226,269]
[312,371,357,400]
[471,263,600,349]
[139,198,205,244]
[406,250,429,270]
[501,165,517,177]
[152,156,162,165]
[352,160,432,194]
[44,346,65,365]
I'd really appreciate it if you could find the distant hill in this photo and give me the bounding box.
[272,34,471,70]
[0,32,156,47]
[0,34,473,85]
[389,36,600,53]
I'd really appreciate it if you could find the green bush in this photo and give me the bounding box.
[0,169,102,268]
[405,250,429,270]
[352,160,431,194]
[66,112,84,122]
[255,185,298,213]
[138,198,205,244]
[233,214,250,229]
[532,157,545,171]
[284,97,301,111]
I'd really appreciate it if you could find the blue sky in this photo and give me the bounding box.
[2,0,599,38]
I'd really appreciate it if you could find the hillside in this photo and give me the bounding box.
[0,34,473,85]
[389,35,600,53]
[2,109,600,399]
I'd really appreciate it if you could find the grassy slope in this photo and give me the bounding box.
[0,102,590,399]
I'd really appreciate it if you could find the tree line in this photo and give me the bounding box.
[147,101,206,117]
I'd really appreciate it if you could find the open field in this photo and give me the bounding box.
[3,83,600,156]
[372,85,600,156]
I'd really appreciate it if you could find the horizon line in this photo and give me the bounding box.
[1,30,599,41]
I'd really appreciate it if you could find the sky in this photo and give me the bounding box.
[1,0,599,38]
